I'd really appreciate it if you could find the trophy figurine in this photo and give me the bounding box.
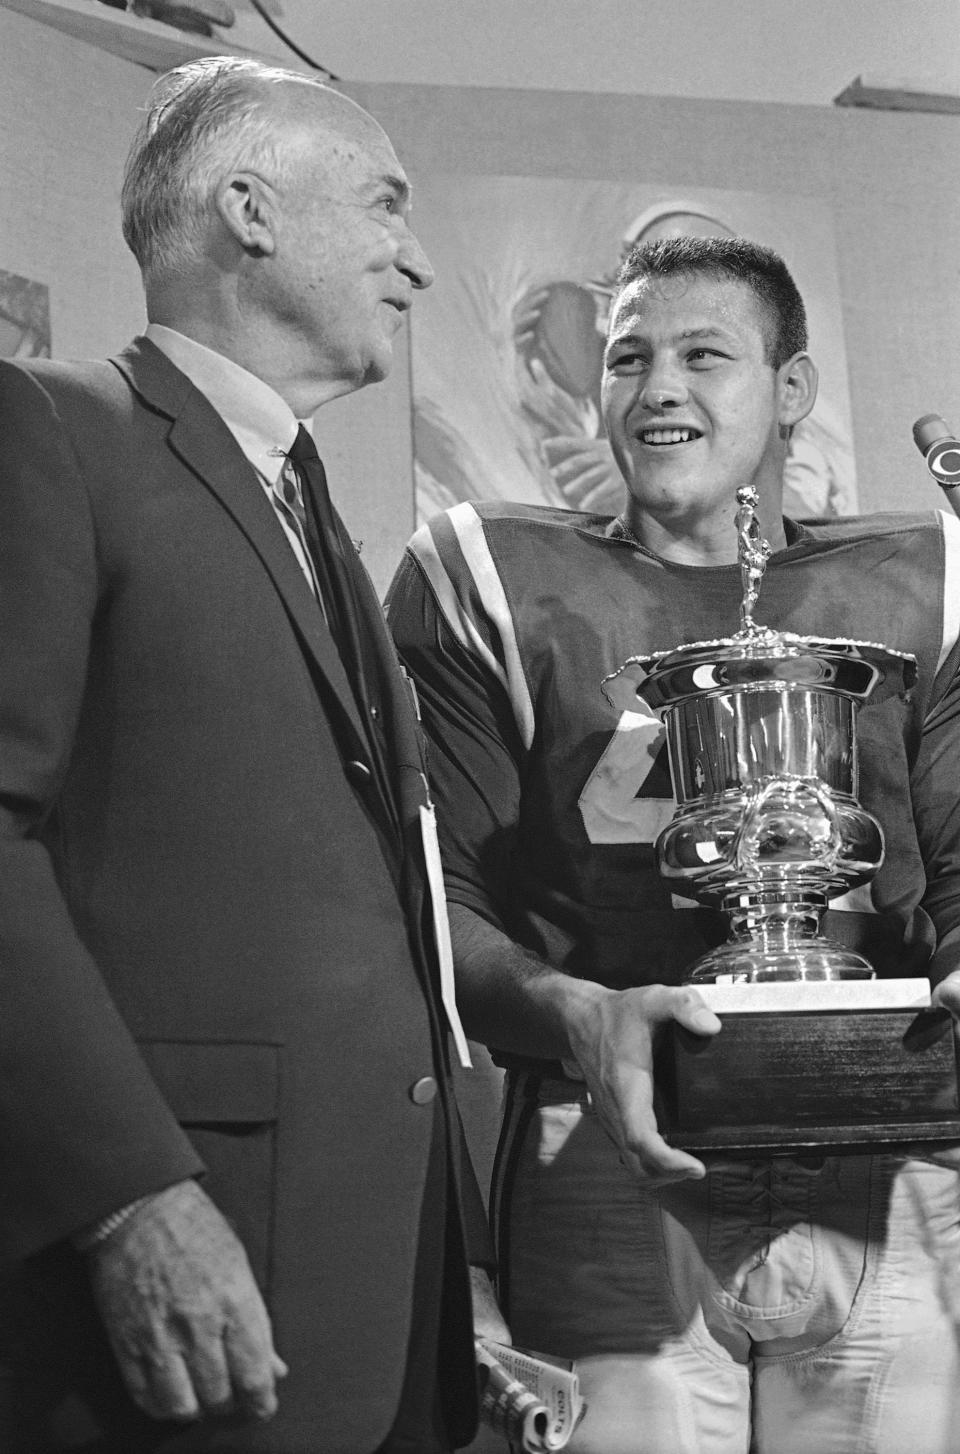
[604,488,960,1153]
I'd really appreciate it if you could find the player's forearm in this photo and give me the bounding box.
[448,901,610,1061]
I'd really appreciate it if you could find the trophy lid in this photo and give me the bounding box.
[617,632,917,712]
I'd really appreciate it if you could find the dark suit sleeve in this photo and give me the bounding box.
[0,362,202,1261]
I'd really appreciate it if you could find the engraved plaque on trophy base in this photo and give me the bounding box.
[655,980,960,1156]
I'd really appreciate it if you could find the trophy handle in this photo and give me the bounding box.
[733,775,842,876]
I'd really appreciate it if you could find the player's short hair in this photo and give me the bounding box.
[615,236,808,368]
[121,56,327,281]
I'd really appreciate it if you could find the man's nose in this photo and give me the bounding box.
[398,227,435,291]
[639,363,687,409]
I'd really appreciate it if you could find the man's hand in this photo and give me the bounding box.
[564,982,722,1185]
[469,1265,510,1345]
[448,906,720,1185]
[85,1179,287,1424]
[931,971,960,1021]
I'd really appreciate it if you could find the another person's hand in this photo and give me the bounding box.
[931,970,960,1021]
[85,1178,288,1424]
[564,983,722,1185]
[512,285,553,356]
[543,434,621,513]
[469,1265,511,1345]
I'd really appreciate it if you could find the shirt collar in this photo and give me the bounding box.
[145,324,308,483]
[605,513,813,554]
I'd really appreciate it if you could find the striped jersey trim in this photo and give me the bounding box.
[409,504,537,749]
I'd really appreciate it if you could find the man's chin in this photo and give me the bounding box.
[361,345,393,387]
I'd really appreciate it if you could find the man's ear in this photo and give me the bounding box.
[777,351,818,429]
[214,172,277,257]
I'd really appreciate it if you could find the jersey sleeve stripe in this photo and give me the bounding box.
[936,510,960,677]
[447,504,536,750]
[406,505,537,750]
[405,518,507,689]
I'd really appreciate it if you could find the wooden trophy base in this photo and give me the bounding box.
[656,979,960,1156]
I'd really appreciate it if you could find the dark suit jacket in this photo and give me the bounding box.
[0,339,483,1452]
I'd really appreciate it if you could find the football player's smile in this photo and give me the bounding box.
[637,427,703,447]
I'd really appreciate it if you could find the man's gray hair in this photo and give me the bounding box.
[121,56,327,281]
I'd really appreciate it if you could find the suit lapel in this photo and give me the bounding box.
[111,339,374,770]
[299,469,408,836]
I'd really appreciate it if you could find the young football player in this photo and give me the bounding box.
[388,236,960,1454]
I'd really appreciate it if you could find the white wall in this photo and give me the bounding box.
[280,0,960,105]
[0,8,146,355]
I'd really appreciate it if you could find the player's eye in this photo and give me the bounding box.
[606,350,646,373]
[687,348,727,366]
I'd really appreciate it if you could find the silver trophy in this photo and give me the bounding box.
[605,487,916,985]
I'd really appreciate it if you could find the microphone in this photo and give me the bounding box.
[913,414,960,491]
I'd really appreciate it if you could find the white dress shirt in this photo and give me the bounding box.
[145,324,318,594]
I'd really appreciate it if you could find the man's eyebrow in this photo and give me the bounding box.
[607,323,737,346]
[374,172,411,204]
[675,325,737,342]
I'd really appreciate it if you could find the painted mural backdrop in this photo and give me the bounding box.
[0,269,50,359]
[410,180,856,525]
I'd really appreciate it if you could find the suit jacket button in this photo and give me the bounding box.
[409,1076,437,1105]
[346,758,373,785]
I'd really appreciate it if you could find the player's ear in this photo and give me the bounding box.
[776,352,818,429]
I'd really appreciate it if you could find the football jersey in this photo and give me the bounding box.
[387,502,960,1005]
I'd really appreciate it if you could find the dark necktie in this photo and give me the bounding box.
[285,425,367,695]
[272,457,326,609]
[285,427,402,857]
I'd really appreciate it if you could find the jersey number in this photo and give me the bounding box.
[578,706,676,845]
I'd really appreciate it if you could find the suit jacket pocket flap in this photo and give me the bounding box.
[139,1041,280,1124]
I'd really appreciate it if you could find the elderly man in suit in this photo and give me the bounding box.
[0,55,501,1454]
